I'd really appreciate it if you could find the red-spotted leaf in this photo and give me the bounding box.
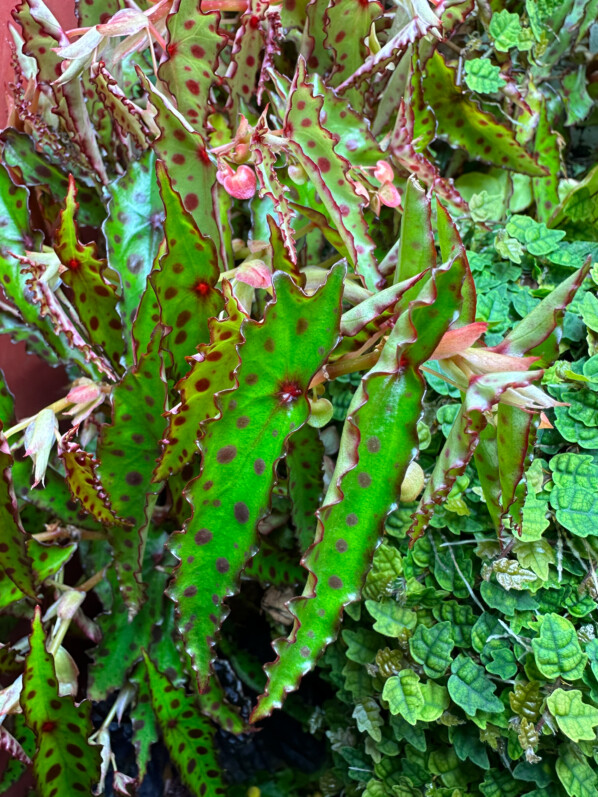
[327,0,384,98]
[340,271,427,337]
[252,253,467,721]
[143,653,227,796]
[18,251,113,379]
[225,0,267,115]
[336,0,441,93]
[252,114,297,266]
[154,282,246,481]
[159,0,226,132]
[55,175,124,370]
[61,442,127,527]
[0,425,36,599]
[96,333,167,615]
[0,538,75,612]
[168,266,344,689]
[151,161,224,383]
[409,370,544,543]
[104,149,164,367]
[284,58,380,290]
[90,61,151,150]
[389,92,467,212]
[130,662,159,782]
[496,403,537,530]
[21,608,101,797]
[303,0,334,77]
[13,1,108,183]
[286,423,325,553]
[140,73,223,267]
[532,101,561,224]
[267,215,302,284]
[195,674,247,735]
[422,51,546,176]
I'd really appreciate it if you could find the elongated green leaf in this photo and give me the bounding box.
[21,608,101,797]
[285,58,380,290]
[140,74,223,267]
[531,613,587,681]
[130,662,159,783]
[159,0,226,132]
[253,250,467,721]
[0,427,36,598]
[326,0,383,92]
[393,177,436,285]
[533,102,560,224]
[225,0,267,115]
[286,423,325,553]
[437,201,476,326]
[61,442,127,527]
[143,654,226,796]
[55,175,124,370]
[88,549,169,700]
[169,267,344,689]
[0,129,104,227]
[96,334,167,614]
[422,51,546,176]
[154,282,245,481]
[409,370,543,543]
[151,161,224,383]
[448,654,503,716]
[104,149,163,365]
[495,260,590,365]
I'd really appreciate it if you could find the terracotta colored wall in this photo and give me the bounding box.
[0,1,76,420]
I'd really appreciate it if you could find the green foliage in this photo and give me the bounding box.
[0,0,596,794]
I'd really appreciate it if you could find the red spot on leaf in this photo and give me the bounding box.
[42,721,56,733]
[194,281,210,296]
[277,381,303,404]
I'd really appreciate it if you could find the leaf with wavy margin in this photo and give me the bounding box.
[422,51,546,176]
[154,282,245,481]
[61,442,127,527]
[252,252,467,721]
[168,267,344,690]
[21,607,101,797]
[159,0,226,132]
[140,72,223,268]
[0,425,36,599]
[143,653,227,796]
[286,423,325,553]
[151,161,224,383]
[284,58,380,290]
[96,333,167,615]
[55,175,124,370]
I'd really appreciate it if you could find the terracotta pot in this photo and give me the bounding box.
[0,1,76,421]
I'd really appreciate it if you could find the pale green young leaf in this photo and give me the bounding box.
[531,613,587,681]
[556,744,598,797]
[409,622,455,679]
[382,669,424,725]
[546,689,598,742]
[464,59,506,94]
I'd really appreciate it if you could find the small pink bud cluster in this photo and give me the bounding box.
[216,162,257,200]
[372,160,400,208]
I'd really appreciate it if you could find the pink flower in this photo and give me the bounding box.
[378,181,401,208]
[373,160,395,183]
[216,163,257,200]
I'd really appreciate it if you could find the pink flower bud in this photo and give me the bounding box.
[378,181,401,208]
[217,163,257,200]
[373,160,395,183]
[235,260,272,288]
